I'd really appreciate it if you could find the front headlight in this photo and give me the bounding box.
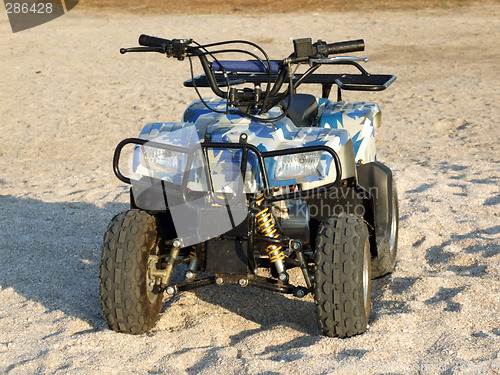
[140,146,188,175]
[274,151,323,180]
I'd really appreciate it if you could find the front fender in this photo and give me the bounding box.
[137,98,358,193]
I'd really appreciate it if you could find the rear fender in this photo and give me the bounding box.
[318,100,381,164]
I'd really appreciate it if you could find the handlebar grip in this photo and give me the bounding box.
[326,39,365,55]
[138,34,171,48]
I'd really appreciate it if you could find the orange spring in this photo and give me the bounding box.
[255,195,285,263]
[189,245,205,259]
[189,246,197,259]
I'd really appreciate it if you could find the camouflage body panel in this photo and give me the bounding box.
[134,98,361,193]
[317,99,381,164]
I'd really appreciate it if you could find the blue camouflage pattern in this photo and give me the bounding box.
[318,99,381,164]
[132,97,380,193]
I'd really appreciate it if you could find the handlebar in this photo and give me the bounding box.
[139,34,171,48]
[326,39,365,55]
[135,34,364,59]
[121,35,373,120]
[288,38,365,63]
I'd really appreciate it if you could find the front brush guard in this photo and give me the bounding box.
[113,135,342,203]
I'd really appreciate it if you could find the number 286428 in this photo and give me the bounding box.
[6,2,53,14]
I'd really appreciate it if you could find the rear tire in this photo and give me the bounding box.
[314,213,371,338]
[371,183,399,278]
[100,209,164,334]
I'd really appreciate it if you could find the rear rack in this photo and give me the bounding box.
[184,59,396,100]
[185,73,395,91]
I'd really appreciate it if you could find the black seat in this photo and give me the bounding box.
[281,93,318,127]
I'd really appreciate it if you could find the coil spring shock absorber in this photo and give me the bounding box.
[185,245,202,281]
[255,195,288,282]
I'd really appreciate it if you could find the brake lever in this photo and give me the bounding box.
[120,46,166,54]
[309,56,369,66]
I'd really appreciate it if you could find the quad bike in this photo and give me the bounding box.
[100,34,398,337]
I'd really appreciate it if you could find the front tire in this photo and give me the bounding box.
[100,209,164,334]
[314,213,372,338]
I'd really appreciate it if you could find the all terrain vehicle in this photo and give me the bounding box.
[100,34,398,337]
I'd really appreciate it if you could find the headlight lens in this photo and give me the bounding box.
[274,151,323,180]
[140,146,188,175]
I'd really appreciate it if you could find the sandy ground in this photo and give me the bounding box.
[0,4,499,374]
